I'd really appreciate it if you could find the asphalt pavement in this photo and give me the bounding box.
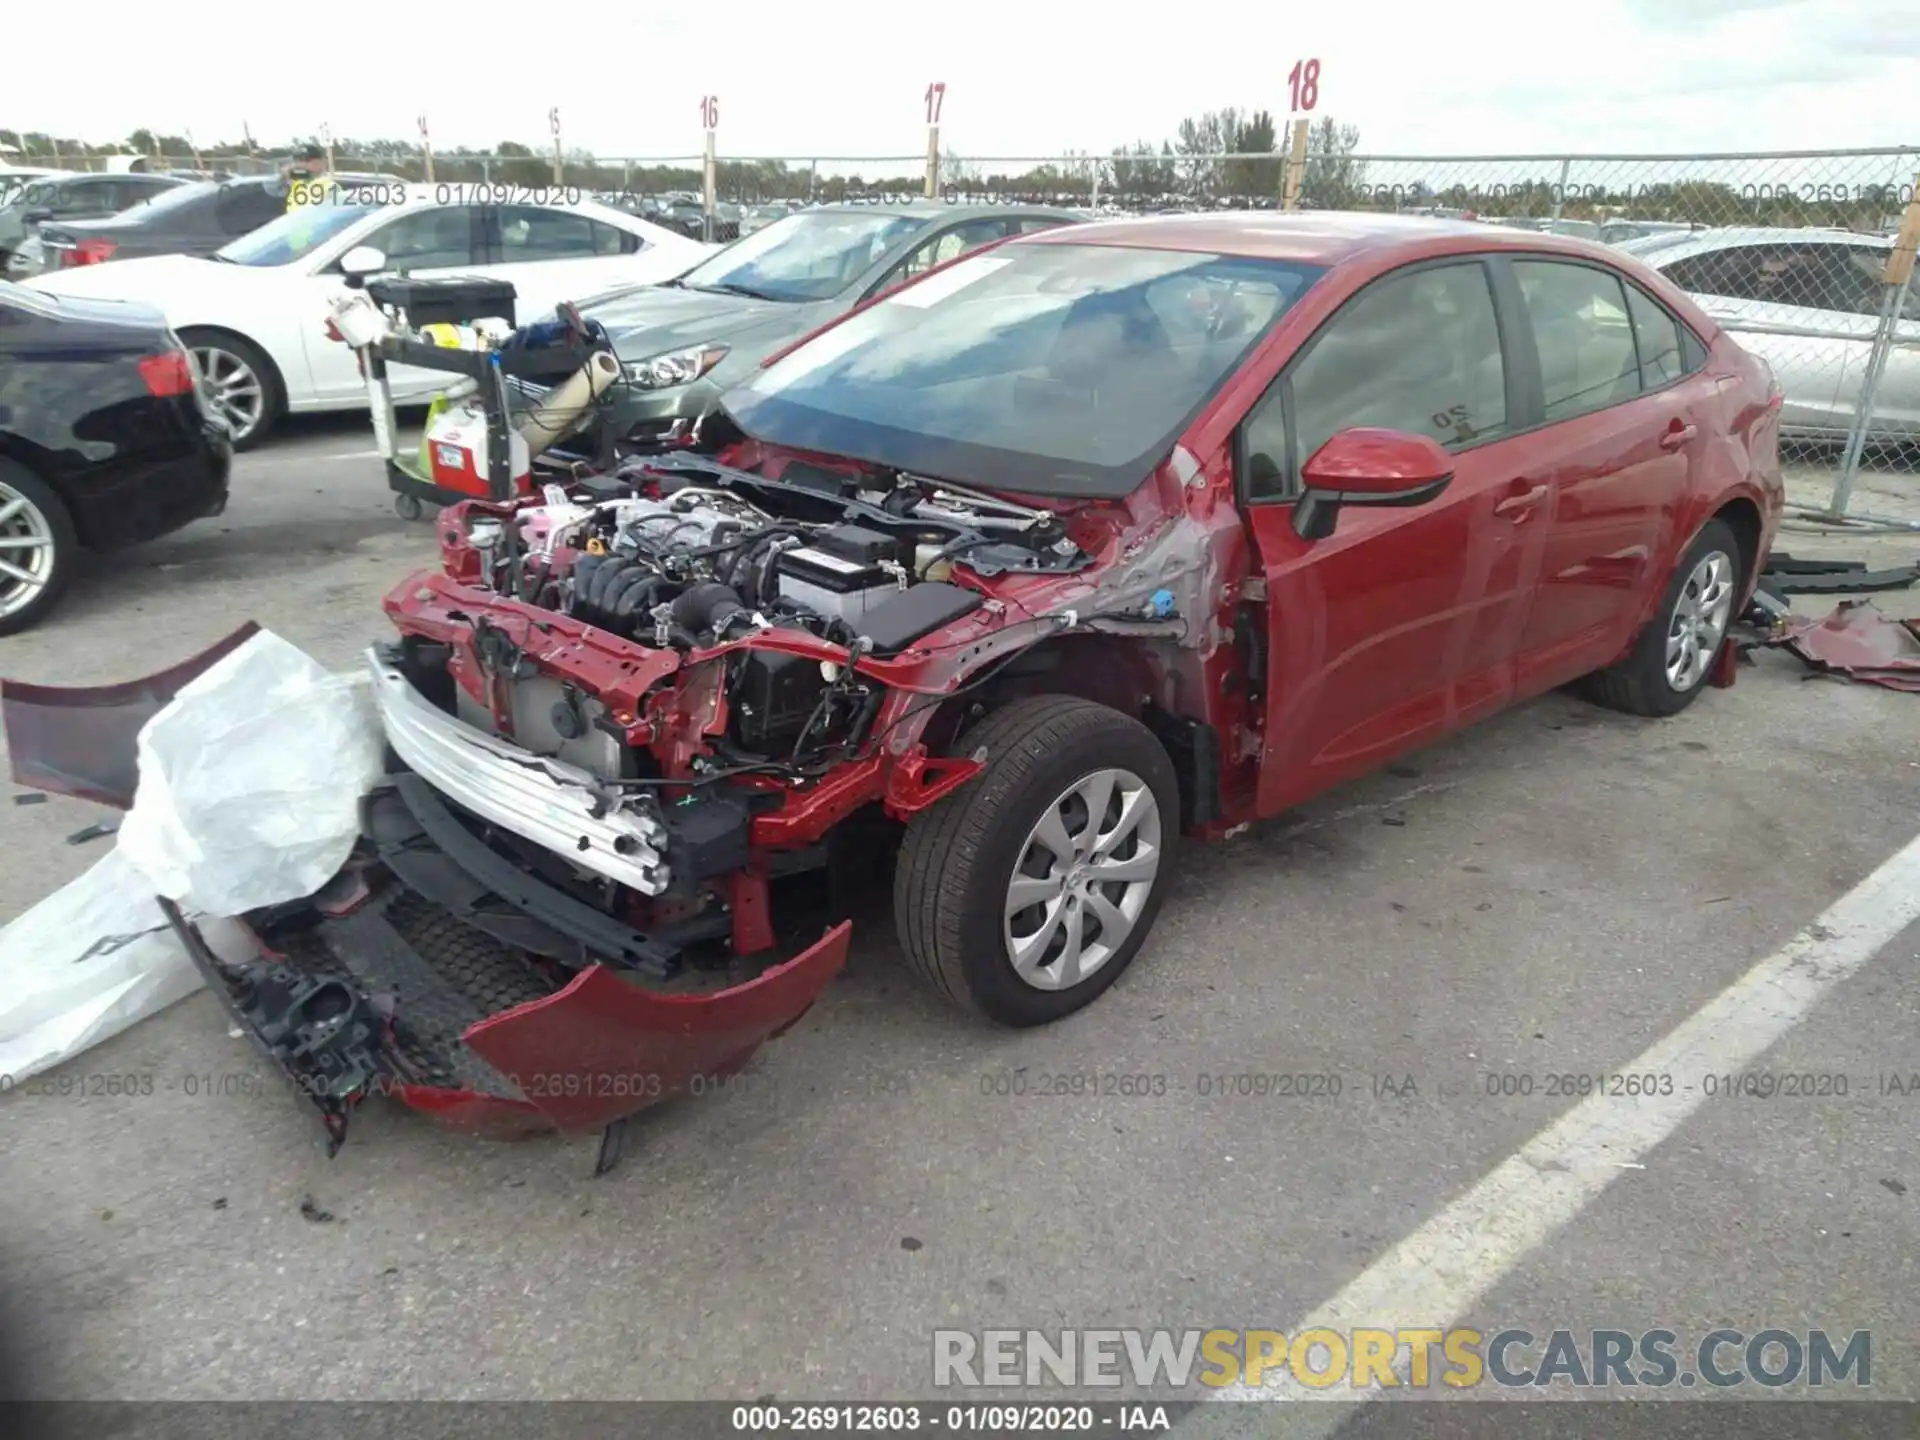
[0,417,1916,1422]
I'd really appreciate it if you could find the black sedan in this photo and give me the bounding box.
[0,280,231,633]
[0,172,189,276]
[27,172,390,274]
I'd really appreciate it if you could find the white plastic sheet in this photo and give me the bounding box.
[0,850,216,1083]
[116,631,385,917]
[0,631,385,1081]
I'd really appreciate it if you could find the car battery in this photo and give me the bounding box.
[424,396,531,500]
[776,529,908,628]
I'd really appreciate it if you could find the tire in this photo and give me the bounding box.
[0,458,78,637]
[894,696,1180,1026]
[1582,518,1742,717]
[178,328,282,450]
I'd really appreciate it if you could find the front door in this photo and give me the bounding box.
[1240,257,1548,817]
[301,204,487,404]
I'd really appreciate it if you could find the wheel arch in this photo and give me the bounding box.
[907,633,1224,832]
[1710,494,1764,596]
[175,323,289,419]
[919,633,1169,755]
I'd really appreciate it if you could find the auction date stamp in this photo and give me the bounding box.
[1478,1070,1920,1101]
[425,183,585,207]
[1350,180,1913,206]
[972,1069,1424,1100]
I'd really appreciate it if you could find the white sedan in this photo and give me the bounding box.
[22,185,711,447]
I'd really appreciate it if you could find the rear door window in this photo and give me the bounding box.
[362,206,482,269]
[494,205,603,261]
[1621,281,1688,390]
[1513,260,1643,422]
[1663,246,1768,301]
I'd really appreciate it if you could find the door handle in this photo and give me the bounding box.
[1659,424,1698,451]
[1493,482,1548,519]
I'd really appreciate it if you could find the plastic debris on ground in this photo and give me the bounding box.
[0,629,385,1081]
[1771,599,1920,693]
[115,630,386,916]
[0,849,254,1082]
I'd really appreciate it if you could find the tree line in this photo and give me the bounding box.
[2,121,1901,230]
[0,115,1363,206]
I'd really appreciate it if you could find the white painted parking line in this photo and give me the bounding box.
[1173,827,1920,1439]
[315,449,387,461]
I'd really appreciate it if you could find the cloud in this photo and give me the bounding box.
[1,0,1907,163]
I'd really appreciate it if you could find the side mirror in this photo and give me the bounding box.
[338,245,387,287]
[1292,427,1454,541]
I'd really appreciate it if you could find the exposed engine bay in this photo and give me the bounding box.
[447,453,1091,773]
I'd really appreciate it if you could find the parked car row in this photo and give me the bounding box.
[0,172,193,276]
[1,187,1878,649]
[17,188,711,447]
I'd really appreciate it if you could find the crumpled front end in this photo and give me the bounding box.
[4,623,853,1156]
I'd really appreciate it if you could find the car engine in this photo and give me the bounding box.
[446,455,1090,769]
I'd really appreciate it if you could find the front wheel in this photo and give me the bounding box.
[1582,517,1742,717]
[894,696,1179,1026]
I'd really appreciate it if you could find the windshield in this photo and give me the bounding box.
[723,242,1324,498]
[675,210,926,302]
[217,202,381,266]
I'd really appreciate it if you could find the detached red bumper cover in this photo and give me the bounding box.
[463,921,850,1134]
[163,876,850,1152]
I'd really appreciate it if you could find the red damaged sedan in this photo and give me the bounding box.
[9,213,1784,1160]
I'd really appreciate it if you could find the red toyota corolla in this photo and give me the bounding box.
[6,212,1784,1159]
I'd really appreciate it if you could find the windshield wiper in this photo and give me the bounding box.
[687,281,787,302]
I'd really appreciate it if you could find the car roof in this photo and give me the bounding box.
[1617,225,1888,266]
[1014,209,1625,265]
[809,200,1079,222]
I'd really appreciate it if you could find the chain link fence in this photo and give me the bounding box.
[16,144,1918,522]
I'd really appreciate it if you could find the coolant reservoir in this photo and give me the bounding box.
[915,543,954,582]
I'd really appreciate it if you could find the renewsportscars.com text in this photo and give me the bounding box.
[932,1327,1871,1390]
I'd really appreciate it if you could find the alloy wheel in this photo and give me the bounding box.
[0,479,57,621]
[1003,766,1163,991]
[190,345,265,442]
[1666,550,1735,693]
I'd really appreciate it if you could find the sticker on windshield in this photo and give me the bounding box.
[885,253,1014,308]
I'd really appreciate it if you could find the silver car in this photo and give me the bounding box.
[1620,226,1918,442]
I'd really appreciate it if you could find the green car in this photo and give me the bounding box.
[555,201,1080,457]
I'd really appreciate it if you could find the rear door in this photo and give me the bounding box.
[301,204,488,403]
[481,204,657,317]
[1503,257,1706,691]
[1241,256,1548,817]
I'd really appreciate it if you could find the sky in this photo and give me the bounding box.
[5,0,1916,164]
